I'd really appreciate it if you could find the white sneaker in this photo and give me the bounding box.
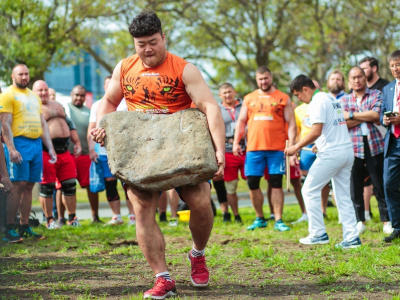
[383,222,394,234]
[356,221,366,235]
[128,215,136,226]
[291,213,308,224]
[106,216,123,226]
[364,211,371,222]
[46,219,60,230]
[168,219,178,227]
[299,233,329,245]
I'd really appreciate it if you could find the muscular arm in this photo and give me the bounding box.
[283,99,297,146]
[96,61,124,127]
[41,114,57,163]
[1,113,15,153]
[87,122,98,162]
[183,63,225,178]
[70,129,81,157]
[92,61,124,145]
[233,103,248,156]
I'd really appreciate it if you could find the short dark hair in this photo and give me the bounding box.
[129,10,162,38]
[359,57,379,72]
[104,75,112,82]
[256,66,271,75]
[72,85,86,93]
[388,50,400,63]
[219,83,234,91]
[348,66,366,77]
[290,75,316,93]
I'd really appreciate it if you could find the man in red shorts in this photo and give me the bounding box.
[218,83,245,223]
[91,11,225,299]
[32,80,82,228]
[64,85,102,223]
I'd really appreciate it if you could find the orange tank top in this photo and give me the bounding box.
[120,52,192,114]
[244,89,289,151]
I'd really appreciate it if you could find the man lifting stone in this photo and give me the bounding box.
[91,11,225,299]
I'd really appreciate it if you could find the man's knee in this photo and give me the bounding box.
[247,176,261,190]
[269,175,282,188]
[105,180,120,202]
[40,183,55,198]
[61,179,76,196]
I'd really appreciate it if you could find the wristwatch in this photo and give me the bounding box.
[349,112,354,120]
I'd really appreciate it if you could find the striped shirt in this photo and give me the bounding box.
[339,88,384,158]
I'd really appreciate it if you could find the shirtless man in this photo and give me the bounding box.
[32,80,82,228]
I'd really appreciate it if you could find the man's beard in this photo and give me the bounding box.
[261,84,272,92]
[327,83,342,94]
[367,73,373,81]
[15,81,29,89]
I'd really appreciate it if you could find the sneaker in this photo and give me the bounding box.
[3,228,23,243]
[299,233,329,245]
[67,217,81,227]
[128,215,136,226]
[356,221,366,235]
[187,251,209,287]
[364,211,371,222]
[59,218,66,227]
[247,218,267,230]
[143,277,176,299]
[335,237,361,249]
[106,216,123,226]
[383,230,400,243]
[19,226,45,240]
[234,215,242,223]
[223,212,231,223]
[291,213,308,224]
[266,214,275,221]
[168,219,178,227]
[91,218,104,224]
[383,222,394,234]
[47,220,60,230]
[274,220,290,231]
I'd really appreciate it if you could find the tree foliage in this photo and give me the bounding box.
[0,0,399,94]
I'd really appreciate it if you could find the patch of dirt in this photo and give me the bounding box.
[1,235,400,299]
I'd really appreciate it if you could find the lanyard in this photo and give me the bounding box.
[226,107,236,122]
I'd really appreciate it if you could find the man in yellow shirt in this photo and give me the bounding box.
[0,64,56,243]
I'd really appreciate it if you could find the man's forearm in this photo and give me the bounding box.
[206,108,225,153]
[352,111,380,123]
[288,125,297,146]
[233,121,246,145]
[346,119,363,129]
[70,129,81,148]
[2,123,15,151]
[41,121,55,152]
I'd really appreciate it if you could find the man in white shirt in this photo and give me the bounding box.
[285,74,360,249]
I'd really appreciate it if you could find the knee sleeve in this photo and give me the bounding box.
[247,176,261,190]
[40,183,55,198]
[225,179,238,194]
[269,174,283,188]
[213,180,227,204]
[61,179,76,196]
[105,180,120,202]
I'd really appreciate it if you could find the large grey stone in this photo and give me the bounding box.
[100,108,218,191]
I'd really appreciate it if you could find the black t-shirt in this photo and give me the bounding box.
[369,77,390,92]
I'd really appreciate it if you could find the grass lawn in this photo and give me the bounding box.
[2,197,400,299]
[31,177,269,206]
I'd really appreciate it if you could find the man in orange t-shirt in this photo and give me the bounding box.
[233,66,297,232]
[91,11,225,299]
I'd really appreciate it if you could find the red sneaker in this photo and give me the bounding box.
[187,250,209,287]
[143,277,176,299]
